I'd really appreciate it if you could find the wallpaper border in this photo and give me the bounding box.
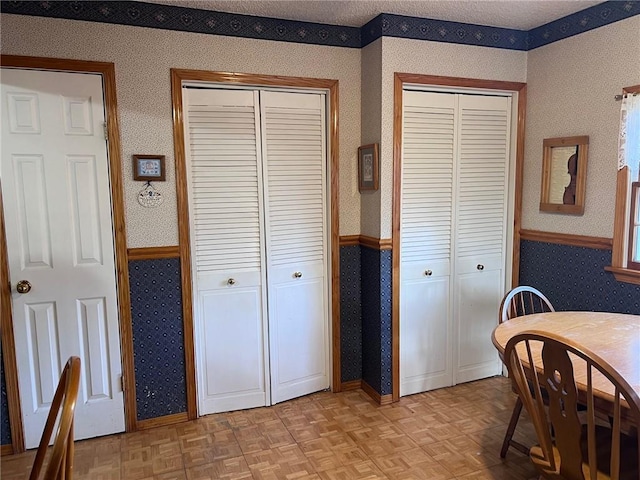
[2,1,638,51]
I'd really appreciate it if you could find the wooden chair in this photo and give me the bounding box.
[499,286,555,458]
[29,356,81,480]
[505,331,640,479]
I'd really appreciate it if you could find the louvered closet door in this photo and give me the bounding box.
[185,88,268,414]
[454,94,511,384]
[400,91,455,396]
[260,91,329,404]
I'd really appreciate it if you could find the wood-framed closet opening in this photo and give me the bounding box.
[170,69,341,415]
[391,73,527,402]
[0,55,133,453]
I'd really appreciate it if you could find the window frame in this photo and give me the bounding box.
[628,182,640,271]
[607,84,640,284]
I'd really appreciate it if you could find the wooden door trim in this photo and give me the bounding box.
[0,55,136,435]
[392,73,527,402]
[170,68,341,406]
[0,184,25,454]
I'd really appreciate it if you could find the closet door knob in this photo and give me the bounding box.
[477,264,484,271]
[425,270,433,276]
[16,280,32,294]
[227,278,236,285]
[294,272,303,278]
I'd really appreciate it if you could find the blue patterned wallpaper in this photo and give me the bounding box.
[519,240,640,314]
[363,13,528,50]
[528,1,640,50]
[1,348,11,446]
[360,247,393,396]
[340,245,362,383]
[2,0,638,51]
[361,247,381,394]
[128,258,187,421]
[379,250,393,396]
[0,1,361,48]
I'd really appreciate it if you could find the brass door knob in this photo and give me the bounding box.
[16,280,32,294]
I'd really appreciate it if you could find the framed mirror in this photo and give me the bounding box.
[539,136,589,215]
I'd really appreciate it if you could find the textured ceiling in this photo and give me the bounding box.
[147,0,603,30]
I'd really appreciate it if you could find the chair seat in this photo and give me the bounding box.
[529,425,639,480]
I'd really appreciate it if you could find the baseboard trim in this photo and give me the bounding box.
[361,380,393,405]
[136,412,189,430]
[520,229,612,250]
[340,380,362,391]
[1,444,13,456]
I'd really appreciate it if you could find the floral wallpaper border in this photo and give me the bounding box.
[2,0,638,51]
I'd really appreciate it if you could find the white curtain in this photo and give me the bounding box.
[618,92,640,182]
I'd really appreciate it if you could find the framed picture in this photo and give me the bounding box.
[358,143,379,192]
[539,136,588,215]
[133,155,166,182]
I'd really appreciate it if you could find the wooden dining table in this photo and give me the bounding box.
[492,311,640,416]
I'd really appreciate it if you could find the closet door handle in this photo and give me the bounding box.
[477,264,484,271]
[227,278,236,285]
[425,270,433,276]
[294,272,303,278]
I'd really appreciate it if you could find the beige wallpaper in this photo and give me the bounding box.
[377,37,527,239]
[523,16,640,238]
[360,39,383,238]
[2,12,637,244]
[0,14,362,247]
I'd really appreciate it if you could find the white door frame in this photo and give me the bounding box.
[169,69,342,417]
[0,55,133,452]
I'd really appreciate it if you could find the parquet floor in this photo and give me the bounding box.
[1,376,539,479]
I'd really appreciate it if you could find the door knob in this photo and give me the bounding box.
[293,272,303,278]
[477,264,485,271]
[227,278,236,286]
[425,270,433,276]
[16,280,32,294]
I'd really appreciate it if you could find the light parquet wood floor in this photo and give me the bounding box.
[0,376,539,480]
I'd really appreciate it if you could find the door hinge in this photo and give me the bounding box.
[120,375,125,392]
[103,122,109,141]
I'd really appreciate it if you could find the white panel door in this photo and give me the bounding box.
[185,88,268,414]
[260,91,329,404]
[453,94,511,384]
[1,68,125,447]
[400,91,455,396]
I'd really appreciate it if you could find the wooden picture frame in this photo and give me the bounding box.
[539,136,588,215]
[358,143,379,192]
[133,155,166,181]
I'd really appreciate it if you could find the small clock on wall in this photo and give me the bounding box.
[132,154,166,181]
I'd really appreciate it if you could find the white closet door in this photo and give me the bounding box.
[400,91,455,396]
[185,88,268,414]
[454,94,511,384]
[260,91,329,404]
